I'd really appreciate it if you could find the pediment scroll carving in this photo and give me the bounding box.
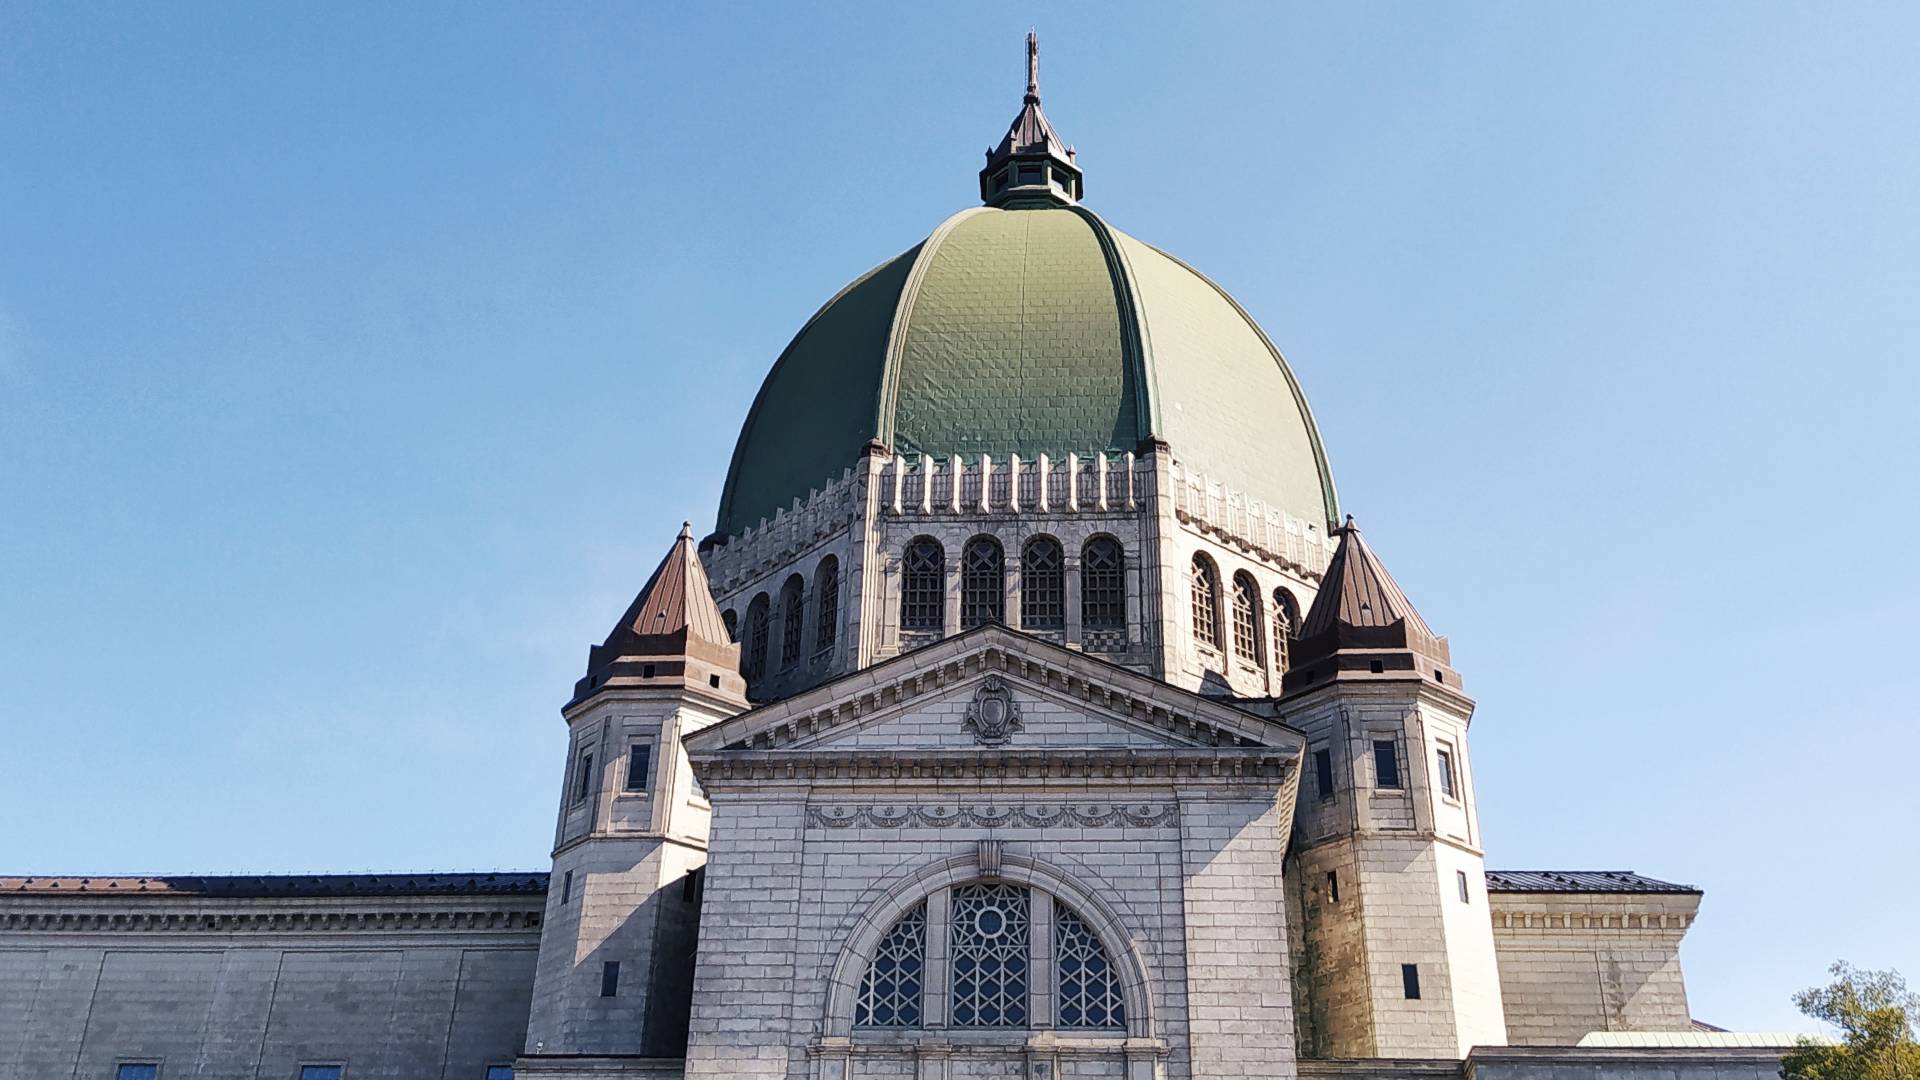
[962,674,1024,745]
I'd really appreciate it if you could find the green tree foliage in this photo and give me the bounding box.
[1782,962,1920,1080]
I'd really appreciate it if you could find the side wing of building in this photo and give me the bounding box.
[0,874,547,1080]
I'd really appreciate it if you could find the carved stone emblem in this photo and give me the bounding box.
[962,675,1023,745]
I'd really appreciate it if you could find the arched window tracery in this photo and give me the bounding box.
[1081,536,1126,634]
[1019,536,1064,631]
[1231,571,1262,665]
[744,593,770,681]
[900,537,945,633]
[849,882,1127,1034]
[1190,554,1222,651]
[778,574,805,671]
[961,536,1005,629]
[1273,587,1302,674]
[854,901,926,1028]
[814,556,840,657]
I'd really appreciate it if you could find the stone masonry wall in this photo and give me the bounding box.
[1489,893,1698,1046]
[0,896,540,1080]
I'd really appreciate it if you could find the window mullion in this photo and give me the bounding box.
[925,887,953,1028]
[1030,889,1056,1030]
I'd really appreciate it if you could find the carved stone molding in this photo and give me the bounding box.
[806,803,1178,830]
[962,674,1023,744]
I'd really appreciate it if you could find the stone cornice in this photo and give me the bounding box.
[1489,907,1696,934]
[696,746,1295,791]
[0,899,544,935]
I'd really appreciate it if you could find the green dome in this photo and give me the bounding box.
[715,204,1339,538]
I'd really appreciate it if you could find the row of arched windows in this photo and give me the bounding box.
[1190,553,1302,673]
[901,535,1127,637]
[739,556,840,682]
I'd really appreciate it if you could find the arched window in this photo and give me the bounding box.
[961,536,1005,629]
[1231,571,1262,664]
[851,884,1125,1033]
[778,574,805,670]
[1273,587,1302,674]
[951,882,1029,1026]
[1190,554,1221,651]
[1019,536,1064,631]
[900,537,945,632]
[1081,536,1125,631]
[854,901,925,1027]
[814,556,840,657]
[1055,903,1125,1029]
[744,593,770,681]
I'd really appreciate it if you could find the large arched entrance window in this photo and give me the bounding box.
[843,879,1135,1036]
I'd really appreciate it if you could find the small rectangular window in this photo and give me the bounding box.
[574,752,594,802]
[1402,963,1421,999]
[625,743,652,793]
[301,1068,344,1080]
[117,1067,159,1080]
[487,1067,515,1080]
[1437,747,1457,798]
[681,867,703,904]
[561,870,573,906]
[1314,748,1335,802]
[601,960,620,997]
[1457,870,1471,904]
[1373,740,1401,789]
[1326,870,1340,903]
[641,663,655,678]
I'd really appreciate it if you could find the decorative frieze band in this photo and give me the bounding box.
[807,803,1178,830]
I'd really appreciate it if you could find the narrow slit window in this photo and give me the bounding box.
[601,960,620,997]
[1326,870,1340,903]
[574,752,594,802]
[1402,963,1421,999]
[1373,740,1401,789]
[561,870,573,905]
[1457,870,1471,904]
[1436,747,1456,798]
[625,743,652,793]
[1314,749,1335,802]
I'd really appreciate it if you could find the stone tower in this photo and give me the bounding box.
[1278,518,1508,1058]
[524,524,749,1061]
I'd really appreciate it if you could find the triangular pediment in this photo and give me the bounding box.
[682,624,1304,759]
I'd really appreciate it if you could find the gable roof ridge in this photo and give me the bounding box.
[682,623,1303,756]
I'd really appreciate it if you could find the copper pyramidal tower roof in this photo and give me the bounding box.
[573,522,742,704]
[1285,517,1459,690]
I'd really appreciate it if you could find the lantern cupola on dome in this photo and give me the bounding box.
[980,32,1082,206]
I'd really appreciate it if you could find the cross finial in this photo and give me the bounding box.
[1025,30,1040,102]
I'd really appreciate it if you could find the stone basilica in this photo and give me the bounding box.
[2,38,1787,1080]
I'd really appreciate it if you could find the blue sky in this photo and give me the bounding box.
[2,2,1914,1033]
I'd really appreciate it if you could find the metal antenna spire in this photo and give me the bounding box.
[1025,29,1040,102]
